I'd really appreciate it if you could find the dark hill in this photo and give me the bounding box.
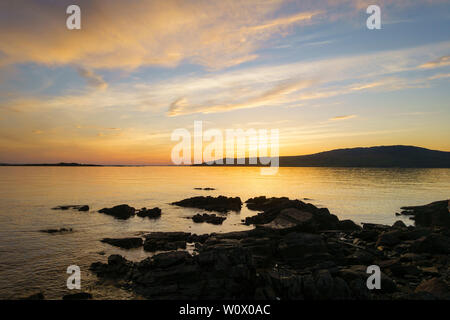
[201,146,450,168]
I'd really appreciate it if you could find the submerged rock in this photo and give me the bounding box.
[172,196,242,212]
[99,204,135,220]
[101,237,143,249]
[192,213,226,225]
[136,207,162,219]
[40,227,73,234]
[52,205,89,212]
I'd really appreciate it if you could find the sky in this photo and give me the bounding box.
[0,0,449,164]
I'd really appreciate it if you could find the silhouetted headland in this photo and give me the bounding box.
[198,145,450,168]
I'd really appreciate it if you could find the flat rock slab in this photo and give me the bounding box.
[101,237,143,249]
[262,208,313,229]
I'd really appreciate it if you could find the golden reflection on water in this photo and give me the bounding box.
[0,166,449,299]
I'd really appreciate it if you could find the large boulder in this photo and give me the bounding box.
[244,197,339,231]
[98,204,135,219]
[245,196,291,211]
[90,254,133,278]
[376,230,402,247]
[172,196,242,212]
[339,220,362,231]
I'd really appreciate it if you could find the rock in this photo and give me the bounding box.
[40,228,73,234]
[419,266,439,276]
[376,231,401,247]
[98,204,136,219]
[101,237,143,249]
[389,264,421,278]
[392,220,407,229]
[339,219,362,231]
[353,229,379,242]
[401,200,450,228]
[192,213,226,225]
[21,292,45,300]
[415,278,450,299]
[315,269,335,298]
[62,292,93,300]
[244,197,339,231]
[152,251,192,268]
[245,196,290,211]
[90,254,133,278]
[143,232,191,252]
[52,205,89,211]
[277,232,328,267]
[262,208,314,230]
[410,233,450,254]
[362,223,391,232]
[345,249,375,265]
[172,196,242,212]
[137,207,162,219]
[88,198,450,300]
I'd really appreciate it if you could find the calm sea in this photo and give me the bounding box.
[0,166,449,299]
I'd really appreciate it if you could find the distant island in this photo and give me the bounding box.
[0,162,103,167]
[198,145,450,168]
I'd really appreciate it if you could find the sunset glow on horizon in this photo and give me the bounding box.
[0,0,449,164]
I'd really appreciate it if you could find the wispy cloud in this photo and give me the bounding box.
[167,79,317,116]
[329,115,357,121]
[76,67,108,90]
[419,55,450,69]
[428,73,450,80]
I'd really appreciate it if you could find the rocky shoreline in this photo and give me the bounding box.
[86,196,449,300]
